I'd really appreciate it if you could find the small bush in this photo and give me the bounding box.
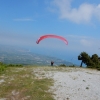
[0,62,3,65]
[0,65,6,74]
[59,64,66,67]
[97,68,100,71]
[87,66,93,68]
[7,64,23,67]
[96,64,100,69]
[87,64,100,70]
[7,64,15,67]
[69,65,75,67]
[15,64,23,67]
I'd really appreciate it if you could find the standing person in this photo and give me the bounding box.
[51,61,54,66]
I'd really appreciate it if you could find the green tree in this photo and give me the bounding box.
[78,52,90,67]
[87,54,100,68]
[91,54,99,65]
[78,52,100,68]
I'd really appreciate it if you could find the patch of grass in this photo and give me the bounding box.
[59,64,66,67]
[0,67,54,100]
[0,65,6,74]
[6,64,23,67]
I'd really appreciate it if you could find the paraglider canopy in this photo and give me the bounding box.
[36,34,68,45]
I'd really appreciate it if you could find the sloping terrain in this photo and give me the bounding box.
[0,66,100,100]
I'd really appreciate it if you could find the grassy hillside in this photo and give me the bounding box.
[0,66,54,100]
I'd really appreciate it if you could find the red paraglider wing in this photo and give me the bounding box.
[36,34,68,45]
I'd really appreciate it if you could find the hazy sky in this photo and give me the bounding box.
[0,0,100,65]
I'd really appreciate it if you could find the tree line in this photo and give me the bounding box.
[78,52,100,69]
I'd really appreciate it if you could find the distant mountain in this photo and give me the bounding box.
[0,45,74,66]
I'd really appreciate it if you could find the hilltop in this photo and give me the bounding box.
[0,66,100,100]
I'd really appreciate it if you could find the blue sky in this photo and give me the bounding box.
[0,0,100,65]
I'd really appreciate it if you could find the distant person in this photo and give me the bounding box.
[51,61,54,66]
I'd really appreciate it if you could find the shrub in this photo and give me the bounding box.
[6,64,23,67]
[0,65,6,73]
[69,65,75,67]
[59,64,66,67]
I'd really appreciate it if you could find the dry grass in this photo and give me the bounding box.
[0,66,54,100]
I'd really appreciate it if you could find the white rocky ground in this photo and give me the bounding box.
[34,67,100,100]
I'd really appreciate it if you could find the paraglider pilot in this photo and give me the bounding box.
[51,61,54,66]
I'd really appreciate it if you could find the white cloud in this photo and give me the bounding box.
[49,0,100,23]
[95,4,100,20]
[64,34,100,51]
[80,39,92,47]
